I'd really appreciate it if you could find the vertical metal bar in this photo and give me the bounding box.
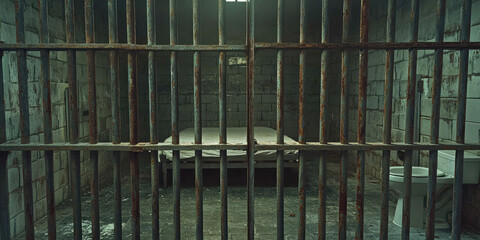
[38,0,56,238]
[298,0,306,239]
[126,0,140,238]
[0,44,11,240]
[318,1,332,240]
[452,0,472,239]
[426,1,446,239]
[402,0,419,239]
[147,0,159,239]
[276,0,285,239]
[340,0,351,239]
[15,1,34,239]
[170,0,180,238]
[218,0,228,239]
[246,0,255,239]
[108,0,122,238]
[84,1,99,239]
[380,0,396,239]
[192,0,203,239]
[356,1,369,239]
[318,1,328,238]
[65,0,81,238]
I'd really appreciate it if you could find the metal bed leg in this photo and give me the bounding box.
[161,155,168,189]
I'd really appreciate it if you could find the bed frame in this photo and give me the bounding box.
[159,153,298,188]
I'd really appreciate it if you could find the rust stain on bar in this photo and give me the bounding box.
[355,0,369,239]
[193,0,203,238]
[276,0,285,238]
[84,0,100,239]
[126,0,140,238]
[340,0,351,239]
[298,0,306,238]
[218,0,228,238]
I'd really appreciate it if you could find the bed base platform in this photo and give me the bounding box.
[159,153,298,188]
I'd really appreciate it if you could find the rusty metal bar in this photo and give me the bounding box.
[339,0,350,239]
[402,0,419,238]
[15,1,34,239]
[0,44,244,51]
[246,0,255,238]
[4,42,480,51]
[356,1,369,239]
[0,44,10,240]
[2,142,480,152]
[170,0,180,238]
[126,0,140,238]
[255,42,480,50]
[426,0,446,239]
[146,0,159,238]
[38,0,56,238]
[318,0,329,239]
[0,143,246,151]
[380,0,396,239]
[218,0,228,239]
[298,0,306,238]
[193,0,203,239]
[452,0,472,239]
[276,0,285,238]
[108,0,122,238]
[84,1,100,239]
[65,0,82,238]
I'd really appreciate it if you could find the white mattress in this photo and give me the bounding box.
[160,127,298,160]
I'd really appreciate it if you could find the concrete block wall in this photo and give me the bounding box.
[153,51,323,142]
[1,0,112,237]
[337,0,480,231]
[135,0,327,143]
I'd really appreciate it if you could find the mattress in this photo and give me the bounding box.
[160,127,298,160]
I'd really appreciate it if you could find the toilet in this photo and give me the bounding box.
[389,150,480,228]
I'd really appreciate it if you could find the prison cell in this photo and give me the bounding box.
[0,0,480,239]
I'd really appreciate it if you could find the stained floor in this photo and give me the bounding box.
[14,152,480,239]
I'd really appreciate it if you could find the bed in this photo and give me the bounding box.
[158,127,299,187]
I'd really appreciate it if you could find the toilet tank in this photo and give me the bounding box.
[438,150,480,184]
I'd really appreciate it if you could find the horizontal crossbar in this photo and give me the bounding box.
[0,142,478,152]
[0,143,247,152]
[255,42,480,50]
[1,42,480,52]
[0,43,246,51]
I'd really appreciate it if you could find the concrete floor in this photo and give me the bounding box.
[15,152,480,239]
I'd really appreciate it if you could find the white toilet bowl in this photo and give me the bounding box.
[389,166,453,228]
[388,150,480,229]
